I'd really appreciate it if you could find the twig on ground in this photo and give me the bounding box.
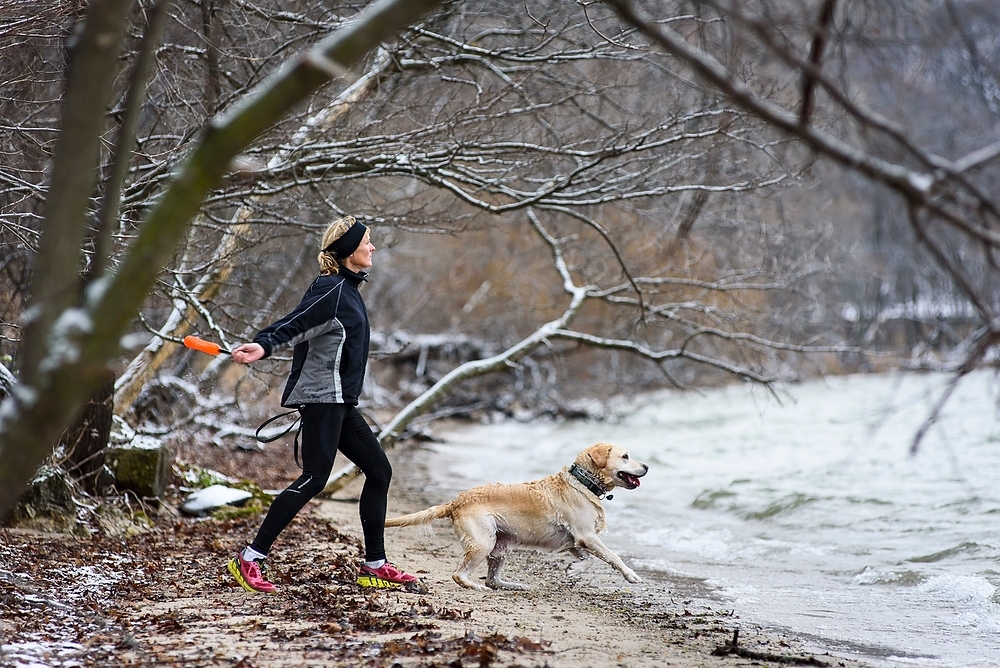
[713,628,830,666]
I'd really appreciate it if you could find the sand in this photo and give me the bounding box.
[2,442,874,668]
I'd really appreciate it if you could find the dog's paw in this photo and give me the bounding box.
[453,574,490,591]
[623,570,642,584]
[486,579,529,591]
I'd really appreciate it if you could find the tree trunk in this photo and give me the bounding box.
[2,0,135,517]
[62,368,115,494]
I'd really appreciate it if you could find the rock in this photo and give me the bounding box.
[94,503,148,539]
[180,484,253,517]
[105,435,172,498]
[5,465,80,533]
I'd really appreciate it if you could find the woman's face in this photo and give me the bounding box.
[344,233,375,272]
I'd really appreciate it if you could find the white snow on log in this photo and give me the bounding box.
[180,484,252,516]
[123,434,164,450]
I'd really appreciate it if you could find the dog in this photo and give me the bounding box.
[385,442,648,591]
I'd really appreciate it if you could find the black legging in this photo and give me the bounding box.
[250,403,392,562]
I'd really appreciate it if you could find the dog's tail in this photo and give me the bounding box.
[384,503,453,527]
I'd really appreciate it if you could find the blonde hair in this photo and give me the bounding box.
[318,215,366,275]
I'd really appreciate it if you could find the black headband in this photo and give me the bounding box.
[323,222,368,260]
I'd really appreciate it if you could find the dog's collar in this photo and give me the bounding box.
[569,464,613,501]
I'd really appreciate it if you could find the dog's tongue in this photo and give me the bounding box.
[623,473,641,487]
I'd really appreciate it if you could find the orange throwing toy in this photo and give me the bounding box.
[183,335,230,356]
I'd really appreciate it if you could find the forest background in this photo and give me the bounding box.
[1,0,999,516]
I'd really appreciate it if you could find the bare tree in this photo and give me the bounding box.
[602,0,1000,446]
[9,0,989,512]
[132,1,842,452]
[0,0,446,516]
[3,2,854,470]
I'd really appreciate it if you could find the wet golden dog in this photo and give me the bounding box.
[385,442,648,590]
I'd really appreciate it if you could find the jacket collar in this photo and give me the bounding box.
[338,266,368,286]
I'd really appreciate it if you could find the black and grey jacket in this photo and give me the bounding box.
[253,268,370,407]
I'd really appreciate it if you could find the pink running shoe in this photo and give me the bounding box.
[227,553,276,593]
[357,562,419,589]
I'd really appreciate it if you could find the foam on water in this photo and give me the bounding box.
[427,370,1000,667]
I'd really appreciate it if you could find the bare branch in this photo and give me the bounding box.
[91,0,172,282]
[799,0,837,125]
[323,210,595,493]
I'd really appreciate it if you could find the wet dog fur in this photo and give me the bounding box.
[384,442,649,591]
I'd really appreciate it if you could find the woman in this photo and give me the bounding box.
[226,215,418,593]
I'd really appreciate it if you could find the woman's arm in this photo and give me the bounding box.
[253,280,342,357]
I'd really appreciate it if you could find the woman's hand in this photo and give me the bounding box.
[232,343,265,364]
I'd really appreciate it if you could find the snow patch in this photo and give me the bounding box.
[39,308,93,374]
[180,484,252,516]
[82,276,110,307]
[907,171,934,192]
[0,383,39,435]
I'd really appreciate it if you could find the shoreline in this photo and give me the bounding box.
[349,441,873,668]
[2,438,875,668]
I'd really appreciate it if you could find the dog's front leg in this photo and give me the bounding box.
[575,534,642,584]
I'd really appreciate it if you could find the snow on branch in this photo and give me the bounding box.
[546,327,773,383]
[605,0,1000,252]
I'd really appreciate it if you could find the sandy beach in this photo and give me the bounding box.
[1,440,873,668]
[316,464,867,668]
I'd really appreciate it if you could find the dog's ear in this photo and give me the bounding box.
[587,443,614,470]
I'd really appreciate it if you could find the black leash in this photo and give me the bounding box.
[255,409,303,467]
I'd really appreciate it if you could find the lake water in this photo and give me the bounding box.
[421,369,1000,667]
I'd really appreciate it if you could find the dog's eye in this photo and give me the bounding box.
[622,453,629,460]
